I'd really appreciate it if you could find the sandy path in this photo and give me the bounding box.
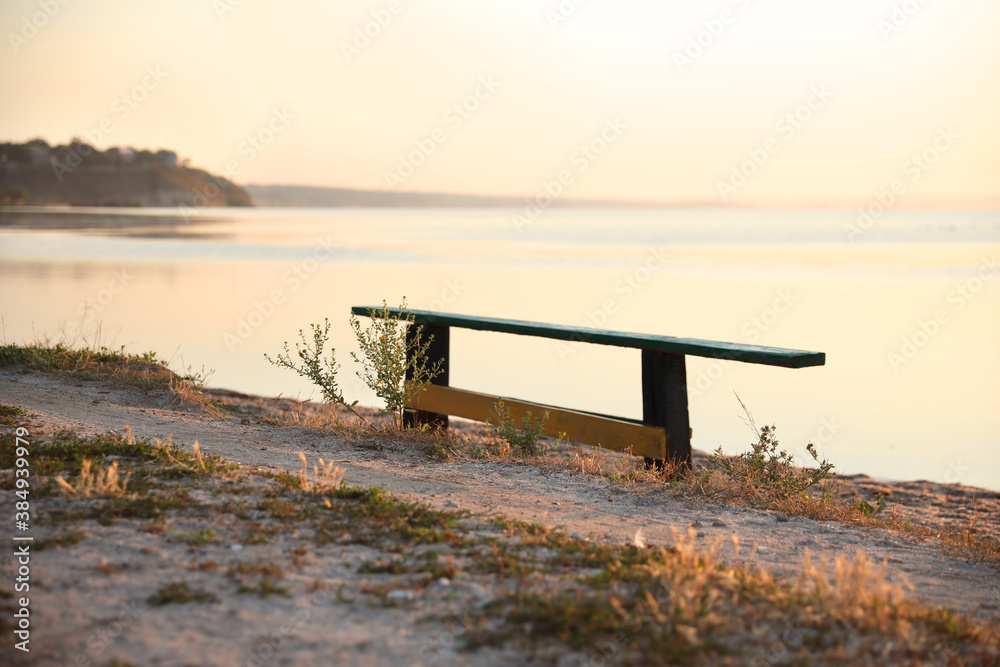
[2,369,998,622]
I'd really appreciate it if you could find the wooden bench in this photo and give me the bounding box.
[351,306,825,471]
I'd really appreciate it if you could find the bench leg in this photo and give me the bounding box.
[404,323,450,430]
[641,349,692,475]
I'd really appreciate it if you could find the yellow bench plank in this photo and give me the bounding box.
[406,384,666,460]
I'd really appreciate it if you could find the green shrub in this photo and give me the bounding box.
[268,299,442,428]
[264,319,360,416]
[349,299,443,428]
[710,419,836,500]
[492,399,550,457]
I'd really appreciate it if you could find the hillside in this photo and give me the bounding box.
[0,139,252,207]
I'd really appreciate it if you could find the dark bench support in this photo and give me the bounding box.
[403,323,450,430]
[641,349,691,473]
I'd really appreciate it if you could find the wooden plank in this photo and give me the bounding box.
[352,306,825,368]
[406,383,666,460]
[642,349,691,473]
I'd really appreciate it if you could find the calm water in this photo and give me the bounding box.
[1,206,998,490]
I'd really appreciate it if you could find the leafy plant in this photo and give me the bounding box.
[709,396,836,500]
[264,319,361,418]
[349,299,443,428]
[856,493,888,518]
[0,403,28,427]
[491,399,550,457]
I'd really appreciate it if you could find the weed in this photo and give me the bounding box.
[228,560,284,580]
[264,319,360,417]
[350,299,444,428]
[55,459,132,498]
[147,581,218,606]
[296,451,345,493]
[35,532,85,550]
[424,438,452,461]
[491,399,549,457]
[0,403,28,426]
[856,493,888,517]
[241,522,279,545]
[358,558,407,575]
[466,527,998,664]
[0,342,177,392]
[291,545,309,570]
[707,396,836,501]
[174,527,217,548]
[238,579,288,598]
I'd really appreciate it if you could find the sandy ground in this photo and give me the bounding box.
[2,369,999,665]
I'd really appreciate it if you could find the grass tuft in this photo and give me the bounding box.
[296,451,345,492]
[0,403,29,426]
[147,581,218,606]
[490,399,552,458]
[55,458,132,498]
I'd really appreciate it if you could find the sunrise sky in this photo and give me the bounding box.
[2,0,998,205]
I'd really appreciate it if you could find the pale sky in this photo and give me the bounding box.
[2,0,998,205]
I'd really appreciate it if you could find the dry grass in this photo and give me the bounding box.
[0,339,218,415]
[567,444,682,487]
[469,524,999,664]
[562,444,1000,566]
[169,377,224,415]
[55,458,132,498]
[0,339,173,387]
[296,451,345,492]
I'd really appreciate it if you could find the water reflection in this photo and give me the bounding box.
[0,207,238,241]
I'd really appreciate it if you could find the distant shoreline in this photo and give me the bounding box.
[241,183,688,209]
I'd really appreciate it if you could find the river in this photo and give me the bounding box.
[1,206,997,489]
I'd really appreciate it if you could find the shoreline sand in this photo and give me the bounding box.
[1,368,998,664]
